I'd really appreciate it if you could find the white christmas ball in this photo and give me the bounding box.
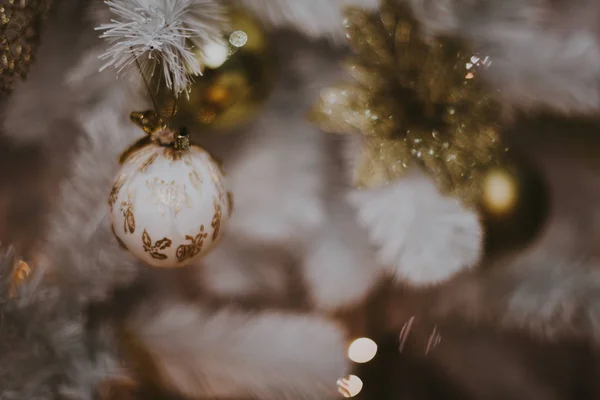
[108,143,231,267]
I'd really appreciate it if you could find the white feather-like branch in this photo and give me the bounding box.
[96,0,227,96]
[348,169,483,286]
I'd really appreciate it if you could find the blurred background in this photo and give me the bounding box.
[2,1,600,399]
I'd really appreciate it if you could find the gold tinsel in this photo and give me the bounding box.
[0,0,53,93]
[311,1,510,207]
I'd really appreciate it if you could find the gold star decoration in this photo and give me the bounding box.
[311,0,511,207]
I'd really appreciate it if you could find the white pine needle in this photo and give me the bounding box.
[96,0,227,96]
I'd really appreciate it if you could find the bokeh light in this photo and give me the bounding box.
[348,337,378,363]
[337,375,363,398]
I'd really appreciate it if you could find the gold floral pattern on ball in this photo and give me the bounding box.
[138,152,159,173]
[211,198,222,241]
[176,225,208,262]
[189,169,202,189]
[163,147,183,161]
[146,177,192,217]
[109,173,127,209]
[209,159,225,187]
[121,200,135,234]
[142,229,172,260]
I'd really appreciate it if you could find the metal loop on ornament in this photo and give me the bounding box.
[174,128,191,151]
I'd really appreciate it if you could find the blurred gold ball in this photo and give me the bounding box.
[479,159,549,257]
[160,7,274,131]
[481,168,518,215]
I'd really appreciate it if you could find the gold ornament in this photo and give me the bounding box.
[109,111,232,268]
[480,158,549,257]
[481,168,518,215]
[158,7,274,131]
[0,0,53,93]
[311,1,510,207]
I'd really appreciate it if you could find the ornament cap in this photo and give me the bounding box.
[174,128,191,151]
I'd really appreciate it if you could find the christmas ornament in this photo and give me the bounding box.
[158,7,274,131]
[479,157,549,257]
[0,0,54,93]
[311,1,509,208]
[98,1,234,268]
[108,112,231,268]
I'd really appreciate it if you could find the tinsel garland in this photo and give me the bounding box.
[311,0,510,207]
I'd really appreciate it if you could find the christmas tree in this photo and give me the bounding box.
[1,0,600,398]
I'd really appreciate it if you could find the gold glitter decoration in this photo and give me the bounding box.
[311,1,510,206]
[0,0,53,93]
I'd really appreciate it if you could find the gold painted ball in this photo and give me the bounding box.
[108,140,232,268]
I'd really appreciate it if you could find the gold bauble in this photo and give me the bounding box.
[481,169,518,215]
[159,7,274,131]
[479,157,549,257]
